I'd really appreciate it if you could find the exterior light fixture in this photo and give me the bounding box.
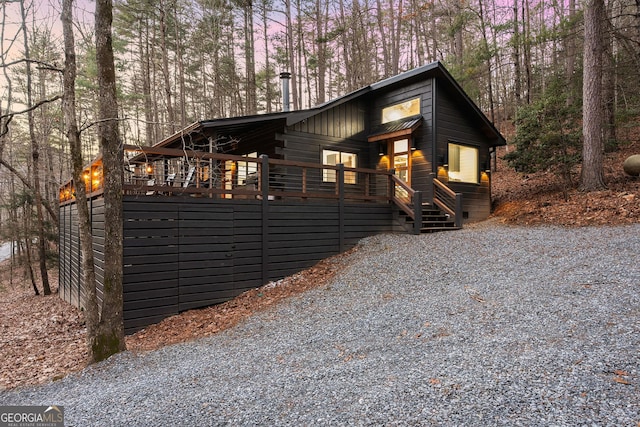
[437,165,449,182]
[146,164,153,175]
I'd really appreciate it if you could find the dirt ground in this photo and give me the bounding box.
[1,142,638,390]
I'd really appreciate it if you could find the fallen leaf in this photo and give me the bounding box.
[613,376,631,385]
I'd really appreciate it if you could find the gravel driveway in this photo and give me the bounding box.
[2,222,638,426]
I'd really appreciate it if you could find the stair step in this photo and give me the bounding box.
[420,226,461,233]
[405,215,451,222]
[422,220,455,227]
[394,203,459,234]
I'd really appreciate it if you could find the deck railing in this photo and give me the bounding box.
[433,178,463,228]
[59,145,395,205]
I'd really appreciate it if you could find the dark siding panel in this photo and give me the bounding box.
[177,203,234,313]
[290,100,366,140]
[91,198,105,306]
[62,196,397,334]
[436,85,493,222]
[57,198,106,310]
[123,198,181,333]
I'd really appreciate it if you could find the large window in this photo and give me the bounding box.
[448,143,478,183]
[322,150,357,184]
[382,97,421,124]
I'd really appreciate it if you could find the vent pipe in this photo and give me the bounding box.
[280,72,291,112]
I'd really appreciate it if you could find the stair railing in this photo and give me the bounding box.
[390,174,423,234]
[433,178,463,228]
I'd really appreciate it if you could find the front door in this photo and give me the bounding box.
[389,138,411,185]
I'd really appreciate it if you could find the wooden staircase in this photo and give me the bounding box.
[390,175,463,234]
[397,203,460,233]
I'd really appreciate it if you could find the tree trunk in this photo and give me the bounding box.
[173,2,187,128]
[243,0,257,115]
[285,0,298,110]
[581,0,606,191]
[93,0,126,363]
[19,0,51,295]
[140,14,154,145]
[158,0,176,134]
[602,2,617,151]
[478,0,495,123]
[565,0,576,106]
[513,0,522,109]
[315,0,328,104]
[62,0,100,350]
[522,0,531,104]
[260,0,273,112]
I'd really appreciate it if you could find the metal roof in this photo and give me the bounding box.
[367,116,423,142]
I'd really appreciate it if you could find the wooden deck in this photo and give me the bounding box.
[59,147,416,333]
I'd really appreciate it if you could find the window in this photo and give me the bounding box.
[448,143,478,183]
[322,150,357,184]
[237,152,258,185]
[381,97,420,124]
[224,152,258,190]
[392,139,410,183]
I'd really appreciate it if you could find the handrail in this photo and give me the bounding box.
[390,174,415,219]
[433,178,463,228]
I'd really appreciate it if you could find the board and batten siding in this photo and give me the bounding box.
[60,196,398,333]
[436,83,492,222]
[283,99,370,175]
[290,100,367,140]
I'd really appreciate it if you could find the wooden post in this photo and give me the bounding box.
[302,168,307,196]
[388,168,395,202]
[338,163,345,252]
[260,155,269,284]
[455,193,463,228]
[365,174,370,198]
[413,191,423,235]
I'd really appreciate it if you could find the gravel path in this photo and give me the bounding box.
[2,223,639,426]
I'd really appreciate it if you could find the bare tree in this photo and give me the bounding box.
[19,0,51,295]
[62,0,101,362]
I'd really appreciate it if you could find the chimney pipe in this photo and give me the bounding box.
[280,72,291,112]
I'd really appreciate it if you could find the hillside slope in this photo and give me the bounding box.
[491,142,639,226]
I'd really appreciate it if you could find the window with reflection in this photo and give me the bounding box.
[381,97,421,124]
[448,143,478,183]
[322,150,357,184]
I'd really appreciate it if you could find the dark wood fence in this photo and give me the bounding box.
[60,195,399,333]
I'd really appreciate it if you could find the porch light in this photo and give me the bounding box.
[378,143,386,156]
[146,164,153,175]
[481,170,490,184]
[437,165,449,182]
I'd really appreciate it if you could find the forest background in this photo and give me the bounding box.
[1,0,639,295]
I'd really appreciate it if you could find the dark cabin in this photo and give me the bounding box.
[58,61,505,332]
